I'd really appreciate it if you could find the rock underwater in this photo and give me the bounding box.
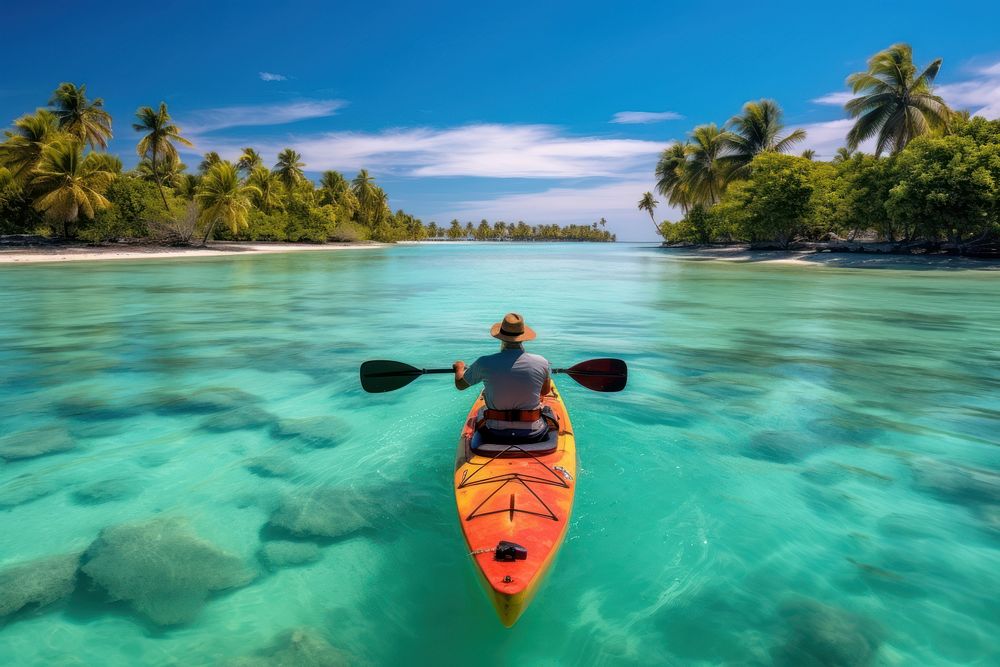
[271,416,347,449]
[257,541,321,570]
[266,488,374,540]
[222,627,355,666]
[0,553,80,622]
[0,425,75,461]
[81,517,256,625]
[772,598,882,667]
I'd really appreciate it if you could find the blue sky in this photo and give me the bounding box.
[3,0,1000,240]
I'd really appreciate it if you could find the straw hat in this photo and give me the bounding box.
[490,312,536,342]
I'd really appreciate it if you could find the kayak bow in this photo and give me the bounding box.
[453,381,576,626]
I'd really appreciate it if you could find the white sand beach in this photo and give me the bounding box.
[0,242,383,264]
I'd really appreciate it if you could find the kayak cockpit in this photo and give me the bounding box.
[470,428,559,455]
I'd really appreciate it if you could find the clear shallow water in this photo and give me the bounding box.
[0,243,998,666]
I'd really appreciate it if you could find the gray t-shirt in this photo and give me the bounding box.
[464,348,550,427]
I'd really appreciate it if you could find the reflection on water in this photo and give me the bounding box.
[1,244,998,665]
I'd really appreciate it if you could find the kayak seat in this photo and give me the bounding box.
[471,407,559,456]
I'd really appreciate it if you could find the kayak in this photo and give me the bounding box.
[453,380,576,626]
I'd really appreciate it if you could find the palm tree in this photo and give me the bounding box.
[30,139,114,238]
[199,151,222,174]
[134,103,193,208]
[274,148,305,190]
[48,83,113,150]
[0,110,62,184]
[351,169,381,225]
[801,149,816,160]
[137,152,186,187]
[655,141,692,213]
[684,124,733,206]
[90,153,123,174]
[195,161,257,245]
[637,192,659,236]
[319,170,350,204]
[724,99,806,176]
[237,147,263,174]
[174,173,199,200]
[832,146,855,164]
[845,43,951,156]
[247,165,283,212]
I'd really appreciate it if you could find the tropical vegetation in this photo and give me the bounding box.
[653,43,1000,255]
[2,84,612,244]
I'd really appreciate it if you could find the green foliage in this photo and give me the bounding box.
[661,203,733,244]
[49,83,113,150]
[31,139,115,238]
[0,172,43,234]
[732,153,815,247]
[195,161,256,243]
[845,43,951,155]
[0,109,62,185]
[81,175,162,242]
[637,192,659,236]
[3,85,613,246]
[831,154,895,240]
[133,102,192,209]
[886,132,999,245]
[724,99,806,177]
[274,148,305,190]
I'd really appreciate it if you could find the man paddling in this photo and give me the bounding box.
[453,313,553,442]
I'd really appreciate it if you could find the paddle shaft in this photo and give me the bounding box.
[360,358,627,393]
[372,367,613,375]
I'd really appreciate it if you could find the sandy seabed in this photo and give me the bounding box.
[0,242,383,264]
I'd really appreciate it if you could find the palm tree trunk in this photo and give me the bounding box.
[648,211,659,236]
[201,219,217,246]
[152,150,170,210]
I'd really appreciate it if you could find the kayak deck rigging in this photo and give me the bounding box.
[458,445,570,522]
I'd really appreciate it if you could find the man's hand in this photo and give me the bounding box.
[453,360,470,390]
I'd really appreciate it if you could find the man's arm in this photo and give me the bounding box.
[541,375,552,397]
[453,360,471,390]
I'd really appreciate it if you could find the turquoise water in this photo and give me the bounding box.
[0,244,998,665]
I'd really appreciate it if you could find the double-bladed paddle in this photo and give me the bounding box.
[360,358,627,394]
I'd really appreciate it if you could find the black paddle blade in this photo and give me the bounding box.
[562,358,628,392]
[360,360,424,393]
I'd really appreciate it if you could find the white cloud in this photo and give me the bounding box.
[259,72,287,82]
[193,124,666,179]
[811,91,853,106]
[182,100,346,134]
[610,111,684,124]
[796,118,876,159]
[978,62,1000,77]
[937,66,1000,119]
[433,179,679,242]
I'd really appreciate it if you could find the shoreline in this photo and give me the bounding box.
[0,241,384,265]
[658,245,1000,270]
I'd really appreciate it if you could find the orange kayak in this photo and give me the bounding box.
[453,381,576,626]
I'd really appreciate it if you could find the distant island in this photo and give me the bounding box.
[0,85,614,248]
[638,43,1000,258]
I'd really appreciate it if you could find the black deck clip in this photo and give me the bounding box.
[494,540,528,561]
